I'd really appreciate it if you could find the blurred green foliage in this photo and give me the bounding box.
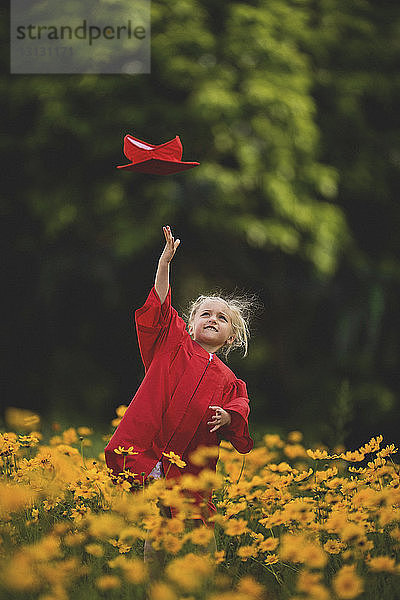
[2,0,399,444]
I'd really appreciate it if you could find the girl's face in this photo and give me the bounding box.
[189,299,235,352]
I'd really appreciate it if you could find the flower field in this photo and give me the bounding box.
[1,407,399,600]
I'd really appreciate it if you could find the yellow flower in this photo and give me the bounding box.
[162,534,184,554]
[223,518,248,536]
[268,461,293,472]
[86,513,125,540]
[150,582,177,600]
[114,404,127,417]
[196,468,223,490]
[225,500,247,517]
[264,553,279,565]
[368,556,397,573]
[284,499,314,524]
[338,450,366,462]
[18,435,39,448]
[5,407,40,432]
[323,539,345,554]
[379,506,400,527]
[340,523,366,545]
[53,444,80,457]
[302,542,328,568]
[0,433,20,457]
[123,559,148,584]
[294,468,313,482]
[263,434,284,448]
[351,487,381,509]
[315,466,338,483]
[0,482,37,517]
[238,545,256,560]
[189,445,219,466]
[26,535,61,561]
[49,435,63,446]
[250,532,264,543]
[189,525,214,546]
[279,533,327,568]
[96,575,120,590]
[236,575,265,598]
[85,543,104,557]
[288,430,303,443]
[360,435,383,454]
[333,565,364,599]
[119,525,143,541]
[297,572,330,600]
[77,426,93,436]
[377,443,398,458]
[64,532,87,547]
[62,427,79,445]
[166,553,213,591]
[109,539,132,554]
[325,510,348,533]
[306,448,330,460]
[284,443,307,459]
[121,468,138,479]
[2,552,39,592]
[162,451,187,468]
[214,550,226,564]
[52,523,69,536]
[259,537,279,552]
[111,405,128,427]
[390,526,400,541]
[113,445,138,455]
[164,518,184,535]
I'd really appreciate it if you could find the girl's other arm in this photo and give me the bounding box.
[154,226,180,304]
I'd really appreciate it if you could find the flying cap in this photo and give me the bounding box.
[117,134,200,175]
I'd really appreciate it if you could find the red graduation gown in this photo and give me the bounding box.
[105,286,253,519]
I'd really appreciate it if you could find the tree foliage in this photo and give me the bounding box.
[2,0,399,443]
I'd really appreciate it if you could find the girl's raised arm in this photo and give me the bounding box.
[154,226,180,304]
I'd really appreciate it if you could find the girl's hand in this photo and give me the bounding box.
[159,225,180,264]
[208,406,232,433]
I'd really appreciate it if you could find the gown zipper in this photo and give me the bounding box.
[162,353,213,455]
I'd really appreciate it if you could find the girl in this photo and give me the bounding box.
[105,226,253,526]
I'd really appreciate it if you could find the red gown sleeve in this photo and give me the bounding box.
[220,379,254,454]
[135,286,187,371]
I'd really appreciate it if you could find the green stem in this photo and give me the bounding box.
[249,557,283,584]
[80,438,87,469]
[236,456,246,484]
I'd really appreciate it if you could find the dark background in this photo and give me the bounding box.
[2,0,399,447]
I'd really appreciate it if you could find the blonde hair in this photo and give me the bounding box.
[186,292,257,359]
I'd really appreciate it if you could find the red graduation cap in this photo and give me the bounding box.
[117,134,200,175]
